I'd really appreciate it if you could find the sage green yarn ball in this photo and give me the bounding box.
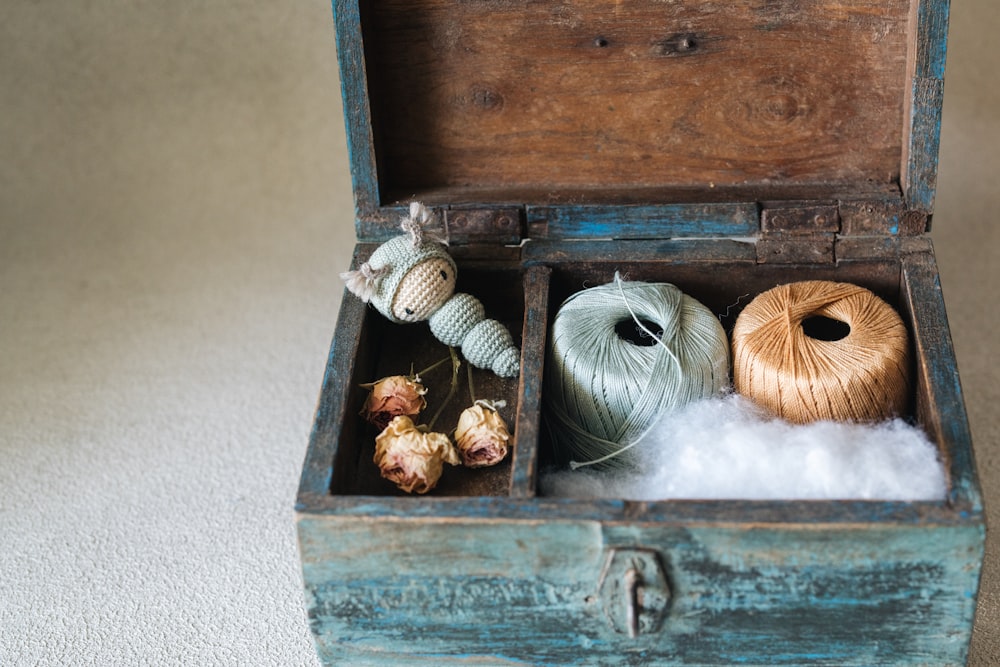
[544,277,730,469]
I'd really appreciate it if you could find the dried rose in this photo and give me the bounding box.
[454,400,511,468]
[360,375,427,431]
[373,415,460,494]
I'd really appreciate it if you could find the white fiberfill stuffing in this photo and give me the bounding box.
[540,394,947,501]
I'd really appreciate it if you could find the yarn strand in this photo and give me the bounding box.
[615,273,682,374]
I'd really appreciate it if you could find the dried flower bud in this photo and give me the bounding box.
[374,415,460,494]
[360,375,427,431]
[454,400,511,468]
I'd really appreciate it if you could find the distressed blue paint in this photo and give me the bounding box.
[355,204,415,241]
[902,253,983,512]
[331,0,381,226]
[528,203,759,240]
[298,515,983,666]
[331,0,951,231]
[297,257,370,500]
[904,0,949,211]
[299,491,984,527]
[914,0,951,80]
[905,77,945,212]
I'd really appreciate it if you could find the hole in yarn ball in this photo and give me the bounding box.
[614,318,664,346]
[801,315,850,341]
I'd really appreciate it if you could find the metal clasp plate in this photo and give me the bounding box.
[598,548,671,637]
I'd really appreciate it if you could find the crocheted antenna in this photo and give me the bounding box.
[340,203,520,378]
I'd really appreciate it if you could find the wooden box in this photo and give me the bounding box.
[296,1,986,664]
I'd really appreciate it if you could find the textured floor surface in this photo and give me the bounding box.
[1,2,996,665]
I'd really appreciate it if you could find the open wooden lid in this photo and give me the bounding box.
[334,0,948,241]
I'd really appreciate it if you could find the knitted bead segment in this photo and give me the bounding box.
[429,293,485,346]
[462,318,519,378]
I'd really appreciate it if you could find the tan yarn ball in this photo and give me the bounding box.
[732,280,911,424]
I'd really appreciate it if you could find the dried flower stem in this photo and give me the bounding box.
[428,347,461,431]
[467,356,507,412]
[415,355,451,380]
[467,362,477,403]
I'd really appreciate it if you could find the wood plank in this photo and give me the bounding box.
[901,251,983,511]
[332,0,382,226]
[509,265,550,497]
[299,493,981,527]
[296,246,372,503]
[360,0,910,201]
[380,181,902,208]
[904,76,945,212]
[901,0,949,211]
[527,202,758,239]
[299,515,982,665]
[304,3,979,664]
[910,0,950,80]
[523,237,755,264]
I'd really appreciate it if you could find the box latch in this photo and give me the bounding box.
[598,548,671,638]
[756,203,840,264]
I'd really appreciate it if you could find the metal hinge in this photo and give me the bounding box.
[755,199,930,264]
[756,202,839,264]
[838,199,929,236]
[444,206,523,245]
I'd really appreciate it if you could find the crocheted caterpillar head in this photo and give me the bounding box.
[341,203,457,324]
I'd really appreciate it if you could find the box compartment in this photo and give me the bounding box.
[328,251,526,498]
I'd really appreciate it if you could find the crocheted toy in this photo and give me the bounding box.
[340,203,520,378]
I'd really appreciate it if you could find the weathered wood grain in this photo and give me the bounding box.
[356,0,910,210]
[527,202,758,239]
[297,245,373,505]
[901,250,982,510]
[510,264,549,497]
[331,0,381,224]
[299,516,982,666]
[902,0,950,212]
[335,0,946,240]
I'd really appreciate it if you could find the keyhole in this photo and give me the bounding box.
[802,315,850,341]
[615,319,664,346]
